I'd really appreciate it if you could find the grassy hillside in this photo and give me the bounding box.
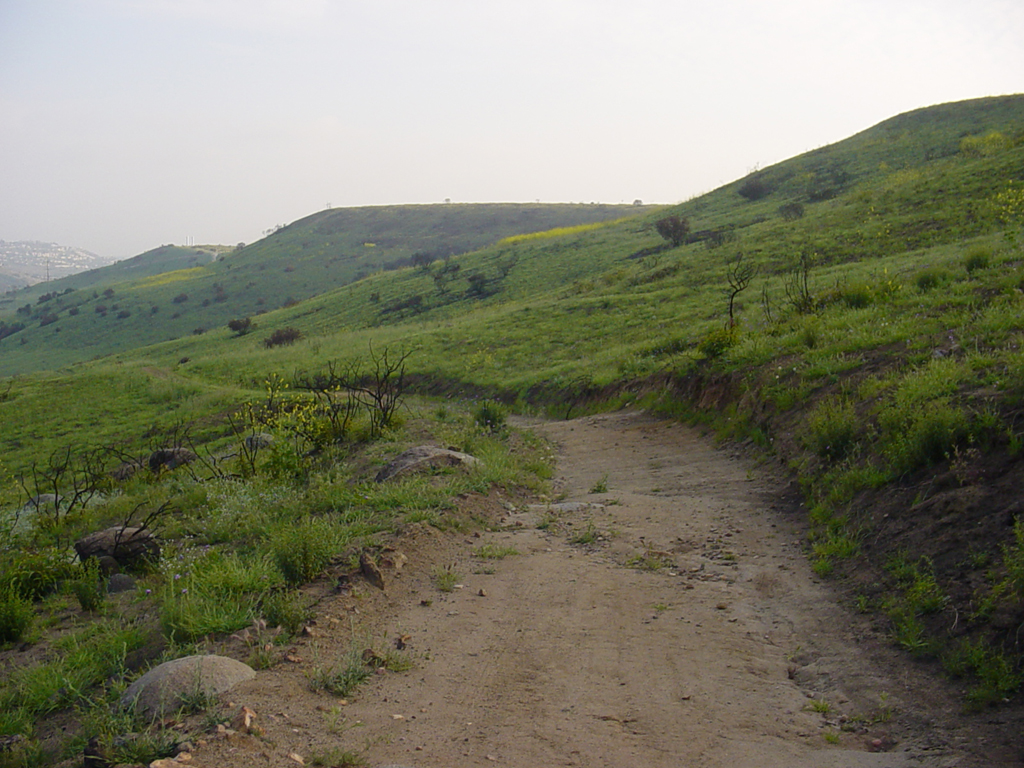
[0,203,651,376]
[1,94,1024,763]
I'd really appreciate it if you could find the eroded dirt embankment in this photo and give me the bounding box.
[194,412,1017,767]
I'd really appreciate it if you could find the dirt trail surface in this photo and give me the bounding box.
[195,412,1013,768]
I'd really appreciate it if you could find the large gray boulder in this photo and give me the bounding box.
[75,526,160,572]
[121,655,256,719]
[375,445,481,482]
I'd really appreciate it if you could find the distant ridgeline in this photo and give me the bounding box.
[0,203,652,375]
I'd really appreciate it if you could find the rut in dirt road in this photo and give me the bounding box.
[337,412,970,768]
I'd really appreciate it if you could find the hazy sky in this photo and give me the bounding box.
[1,0,1023,260]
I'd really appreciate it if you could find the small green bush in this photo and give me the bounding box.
[806,396,859,461]
[901,401,970,469]
[0,586,34,642]
[943,637,1023,707]
[271,517,338,585]
[1,548,77,600]
[69,559,106,612]
[697,325,738,359]
[261,590,308,634]
[473,400,508,432]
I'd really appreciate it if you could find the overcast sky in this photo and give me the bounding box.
[1,0,1023,260]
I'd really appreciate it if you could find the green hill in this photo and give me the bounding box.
[0,203,651,375]
[2,94,1024,751]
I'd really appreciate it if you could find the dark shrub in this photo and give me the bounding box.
[228,317,254,336]
[737,173,772,201]
[172,293,189,304]
[654,215,690,247]
[0,322,26,341]
[264,327,302,348]
[39,313,59,327]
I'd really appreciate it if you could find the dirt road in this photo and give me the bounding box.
[198,412,1007,767]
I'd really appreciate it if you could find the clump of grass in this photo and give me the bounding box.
[271,517,339,585]
[589,474,609,494]
[810,530,860,577]
[805,698,832,714]
[1,548,77,601]
[942,637,1022,707]
[978,519,1024,614]
[964,246,991,273]
[841,284,873,308]
[432,563,461,592]
[626,543,673,571]
[310,746,369,767]
[261,590,309,635]
[0,585,34,643]
[474,544,519,560]
[363,643,416,673]
[68,558,106,612]
[159,580,257,643]
[176,678,222,715]
[78,704,179,767]
[805,396,859,461]
[878,553,947,656]
[3,619,146,718]
[697,325,738,359]
[568,521,599,545]
[473,400,508,432]
[915,267,951,292]
[536,511,558,530]
[307,647,372,698]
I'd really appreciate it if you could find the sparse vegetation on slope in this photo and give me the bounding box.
[0,204,653,376]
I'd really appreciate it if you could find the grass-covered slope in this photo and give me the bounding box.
[2,95,1024,763]
[0,203,651,376]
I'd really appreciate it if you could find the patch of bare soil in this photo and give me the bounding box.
[191,412,1017,768]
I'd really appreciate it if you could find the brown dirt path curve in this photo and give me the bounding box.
[194,411,1012,768]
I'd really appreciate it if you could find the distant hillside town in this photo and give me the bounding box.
[0,240,111,291]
